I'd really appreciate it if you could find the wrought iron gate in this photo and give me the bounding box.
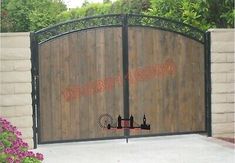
[31,14,211,147]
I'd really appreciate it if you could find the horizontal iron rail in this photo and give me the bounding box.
[38,131,207,144]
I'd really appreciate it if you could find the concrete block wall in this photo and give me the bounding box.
[0,33,33,148]
[210,29,235,138]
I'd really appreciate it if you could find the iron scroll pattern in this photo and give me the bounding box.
[35,14,123,43]
[35,14,205,44]
[127,14,205,43]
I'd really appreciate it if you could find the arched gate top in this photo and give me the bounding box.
[35,14,205,44]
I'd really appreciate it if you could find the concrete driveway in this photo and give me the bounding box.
[33,134,234,163]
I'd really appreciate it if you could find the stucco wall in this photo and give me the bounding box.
[0,32,33,148]
[210,29,234,138]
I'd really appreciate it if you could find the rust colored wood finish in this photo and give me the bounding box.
[128,27,205,136]
[39,28,124,142]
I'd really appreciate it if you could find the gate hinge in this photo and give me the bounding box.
[35,127,38,133]
[207,86,211,93]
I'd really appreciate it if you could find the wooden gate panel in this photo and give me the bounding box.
[128,27,205,136]
[50,37,62,141]
[39,27,124,142]
[67,31,80,140]
[39,43,53,141]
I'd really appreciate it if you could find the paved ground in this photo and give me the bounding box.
[33,134,235,163]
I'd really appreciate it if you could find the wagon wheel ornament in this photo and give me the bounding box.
[98,114,113,128]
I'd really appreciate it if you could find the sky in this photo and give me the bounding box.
[63,0,116,8]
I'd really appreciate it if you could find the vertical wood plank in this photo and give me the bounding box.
[95,28,106,138]
[50,38,62,140]
[87,29,96,138]
[113,28,124,137]
[39,43,52,141]
[68,32,79,139]
[60,35,71,140]
[78,31,89,139]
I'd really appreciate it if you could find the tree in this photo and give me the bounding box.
[55,0,234,30]
[206,0,234,28]
[1,0,234,31]
[56,0,151,22]
[1,0,30,32]
[1,0,67,32]
[108,0,150,14]
[82,0,90,7]
[146,0,234,30]
[103,0,111,3]
[28,0,67,31]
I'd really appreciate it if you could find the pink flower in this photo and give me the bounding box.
[36,153,44,161]
[22,142,28,148]
[4,148,12,154]
[26,151,35,157]
[15,159,20,163]
[16,131,22,136]
[6,157,14,163]
[0,117,44,162]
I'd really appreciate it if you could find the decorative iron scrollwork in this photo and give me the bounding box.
[127,14,204,43]
[35,14,205,44]
[35,14,123,43]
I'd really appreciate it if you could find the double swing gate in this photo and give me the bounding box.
[31,14,211,146]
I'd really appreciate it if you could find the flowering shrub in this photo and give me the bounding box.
[0,117,44,163]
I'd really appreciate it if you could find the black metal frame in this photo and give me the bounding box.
[36,130,206,145]
[30,33,36,149]
[205,32,212,136]
[122,14,130,138]
[31,14,211,147]
[30,32,40,149]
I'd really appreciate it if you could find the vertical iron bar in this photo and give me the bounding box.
[35,36,41,144]
[204,31,212,136]
[125,136,128,143]
[122,14,130,137]
[31,33,41,145]
[30,32,38,148]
